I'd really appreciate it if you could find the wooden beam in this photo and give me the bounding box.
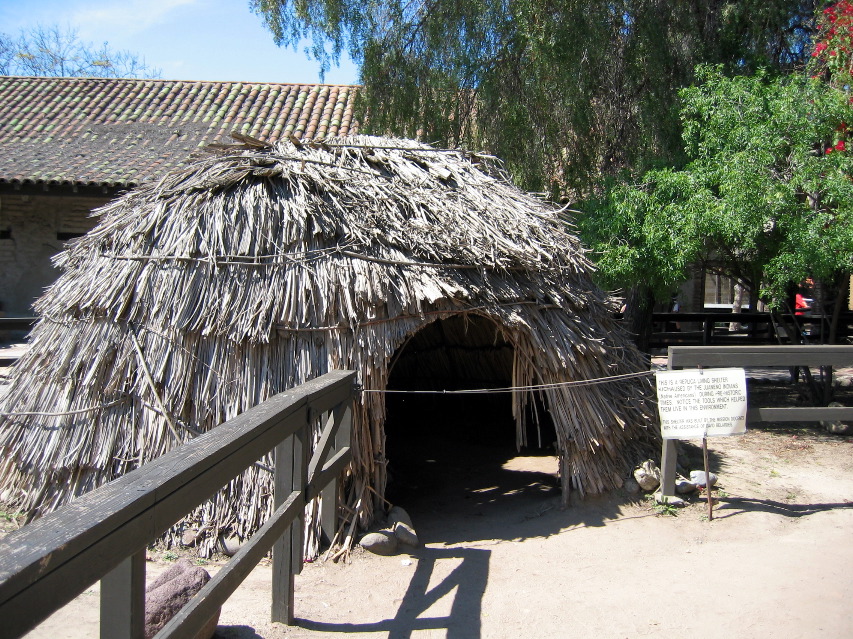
[320,404,352,541]
[272,426,309,625]
[748,406,853,423]
[668,345,853,368]
[308,410,339,481]
[100,550,146,639]
[156,490,302,639]
[305,447,352,502]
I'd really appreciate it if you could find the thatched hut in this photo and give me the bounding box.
[0,136,657,555]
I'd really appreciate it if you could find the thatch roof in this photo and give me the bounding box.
[0,136,658,556]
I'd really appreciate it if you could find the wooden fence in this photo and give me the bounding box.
[659,345,853,498]
[649,311,853,349]
[0,369,356,639]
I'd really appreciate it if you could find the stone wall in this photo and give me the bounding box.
[0,193,109,316]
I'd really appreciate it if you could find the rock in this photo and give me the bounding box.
[623,477,641,494]
[393,521,419,547]
[675,479,698,494]
[359,530,399,556]
[822,402,853,435]
[387,505,413,528]
[634,460,661,491]
[689,470,718,488]
[145,558,218,639]
[218,535,243,557]
[181,528,200,547]
[653,492,685,507]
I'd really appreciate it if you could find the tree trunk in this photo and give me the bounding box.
[747,280,760,312]
[730,282,745,332]
[828,270,849,346]
[623,285,657,353]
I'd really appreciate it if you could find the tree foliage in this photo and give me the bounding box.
[580,66,853,310]
[0,25,159,79]
[252,0,817,195]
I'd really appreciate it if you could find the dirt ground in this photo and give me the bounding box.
[6,366,853,639]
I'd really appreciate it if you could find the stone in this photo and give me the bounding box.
[689,470,718,488]
[181,528,200,547]
[393,521,419,547]
[218,535,243,557]
[653,492,685,507]
[822,402,853,435]
[675,479,698,494]
[359,530,399,556]
[145,558,218,639]
[387,505,413,529]
[623,477,641,494]
[634,460,661,491]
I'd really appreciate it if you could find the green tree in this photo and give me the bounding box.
[580,66,853,340]
[251,0,817,196]
[0,25,159,79]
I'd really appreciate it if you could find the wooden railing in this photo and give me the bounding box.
[0,369,356,639]
[659,346,853,498]
[649,311,853,349]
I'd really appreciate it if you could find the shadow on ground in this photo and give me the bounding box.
[713,497,853,519]
[215,626,265,638]
[296,546,489,638]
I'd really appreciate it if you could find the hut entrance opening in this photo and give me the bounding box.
[384,315,559,520]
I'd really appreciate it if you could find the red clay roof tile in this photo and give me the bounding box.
[0,76,360,189]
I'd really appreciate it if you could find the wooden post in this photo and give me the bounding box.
[320,404,351,542]
[702,436,713,521]
[272,423,308,624]
[659,439,678,499]
[100,550,146,639]
[702,319,713,345]
[659,348,679,497]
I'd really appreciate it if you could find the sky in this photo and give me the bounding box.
[0,0,360,84]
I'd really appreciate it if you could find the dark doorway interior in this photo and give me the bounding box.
[384,315,559,527]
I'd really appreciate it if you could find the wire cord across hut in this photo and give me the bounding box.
[0,135,658,556]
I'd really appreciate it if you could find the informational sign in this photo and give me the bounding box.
[655,368,747,439]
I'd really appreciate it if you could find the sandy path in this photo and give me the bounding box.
[21,425,853,639]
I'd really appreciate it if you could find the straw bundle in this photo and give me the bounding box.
[0,136,658,556]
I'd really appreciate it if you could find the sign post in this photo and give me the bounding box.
[655,368,748,519]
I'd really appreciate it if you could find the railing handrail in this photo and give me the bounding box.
[649,312,853,349]
[0,369,356,639]
[667,344,853,369]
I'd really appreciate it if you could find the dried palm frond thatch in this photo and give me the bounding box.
[0,136,658,556]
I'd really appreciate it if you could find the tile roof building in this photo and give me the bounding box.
[0,75,359,315]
